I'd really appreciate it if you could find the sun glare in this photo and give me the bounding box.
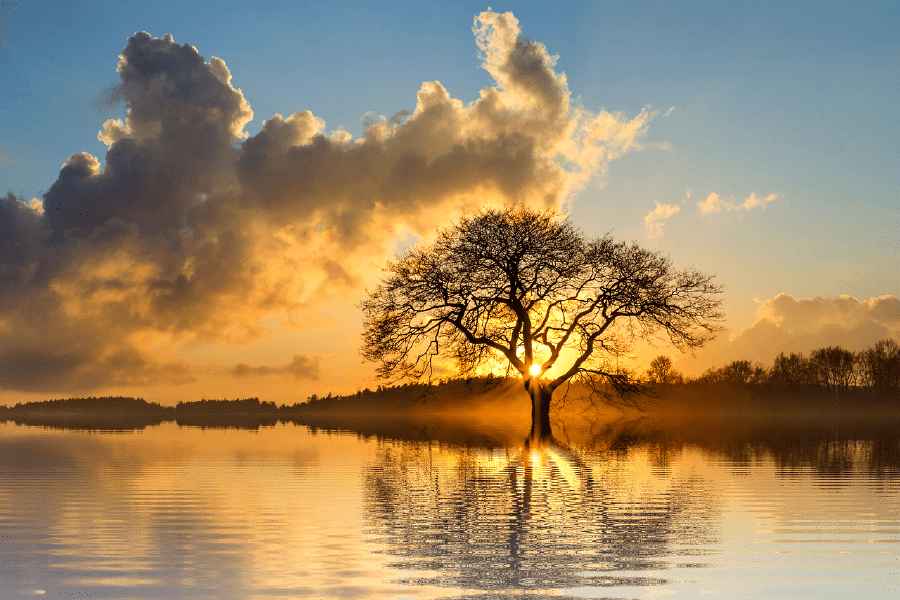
[530,364,541,376]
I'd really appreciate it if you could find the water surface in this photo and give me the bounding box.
[1,417,898,599]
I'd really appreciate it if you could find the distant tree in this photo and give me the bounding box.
[361,206,723,442]
[768,352,813,388]
[810,346,857,394]
[858,339,900,393]
[645,355,684,384]
[699,360,768,386]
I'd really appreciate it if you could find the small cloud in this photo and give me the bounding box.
[742,192,777,209]
[697,191,778,215]
[644,200,680,238]
[231,353,322,380]
[697,192,729,215]
[663,106,675,117]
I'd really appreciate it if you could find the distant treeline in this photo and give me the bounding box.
[286,379,473,412]
[0,396,279,429]
[2,340,897,429]
[646,339,900,396]
[0,379,513,428]
[176,397,279,414]
[0,396,174,417]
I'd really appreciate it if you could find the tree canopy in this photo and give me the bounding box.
[361,206,723,439]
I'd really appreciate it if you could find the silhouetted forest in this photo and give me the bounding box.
[1,340,897,432]
[0,396,174,430]
[645,339,900,394]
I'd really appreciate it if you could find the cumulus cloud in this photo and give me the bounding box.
[697,192,778,215]
[676,293,900,374]
[643,200,680,238]
[0,12,655,393]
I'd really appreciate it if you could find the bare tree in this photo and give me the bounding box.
[360,206,723,442]
[810,346,857,396]
[858,339,900,393]
[769,352,813,388]
[699,360,769,386]
[645,355,684,385]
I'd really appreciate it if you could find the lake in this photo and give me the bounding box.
[1,414,899,599]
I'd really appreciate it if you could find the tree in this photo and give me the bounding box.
[769,352,813,388]
[699,360,768,386]
[809,346,857,395]
[645,355,684,385]
[858,339,900,393]
[360,206,723,442]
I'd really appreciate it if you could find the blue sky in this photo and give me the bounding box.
[1,1,898,401]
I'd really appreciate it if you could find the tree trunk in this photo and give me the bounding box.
[527,381,554,445]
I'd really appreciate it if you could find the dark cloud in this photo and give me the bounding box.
[231,354,321,380]
[0,11,653,393]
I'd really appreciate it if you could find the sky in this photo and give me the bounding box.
[1,0,898,405]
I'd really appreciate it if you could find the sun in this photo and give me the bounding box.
[530,364,541,377]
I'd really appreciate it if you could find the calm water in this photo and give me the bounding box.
[1,417,899,599]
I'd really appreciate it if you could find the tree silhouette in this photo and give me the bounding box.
[645,355,684,384]
[361,206,722,442]
[858,339,900,393]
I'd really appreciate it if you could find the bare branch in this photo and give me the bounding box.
[360,206,723,409]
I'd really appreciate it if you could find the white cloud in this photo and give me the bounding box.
[643,200,680,238]
[742,192,778,209]
[697,191,778,215]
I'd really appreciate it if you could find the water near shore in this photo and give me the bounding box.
[1,413,899,599]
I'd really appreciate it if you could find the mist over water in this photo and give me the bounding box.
[1,416,899,599]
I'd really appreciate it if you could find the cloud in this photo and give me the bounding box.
[697,192,778,215]
[0,13,655,393]
[676,293,900,374]
[231,354,322,380]
[741,192,778,209]
[643,200,680,238]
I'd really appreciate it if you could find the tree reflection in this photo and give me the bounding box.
[363,438,719,595]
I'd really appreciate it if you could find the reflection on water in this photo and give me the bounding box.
[1,417,899,599]
[365,442,717,594]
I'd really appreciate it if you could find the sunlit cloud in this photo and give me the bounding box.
[643,200,680,238]
[676,293,900,374]
[741,192,778,209]
[697,191,778,215]
[0,11,655,393]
